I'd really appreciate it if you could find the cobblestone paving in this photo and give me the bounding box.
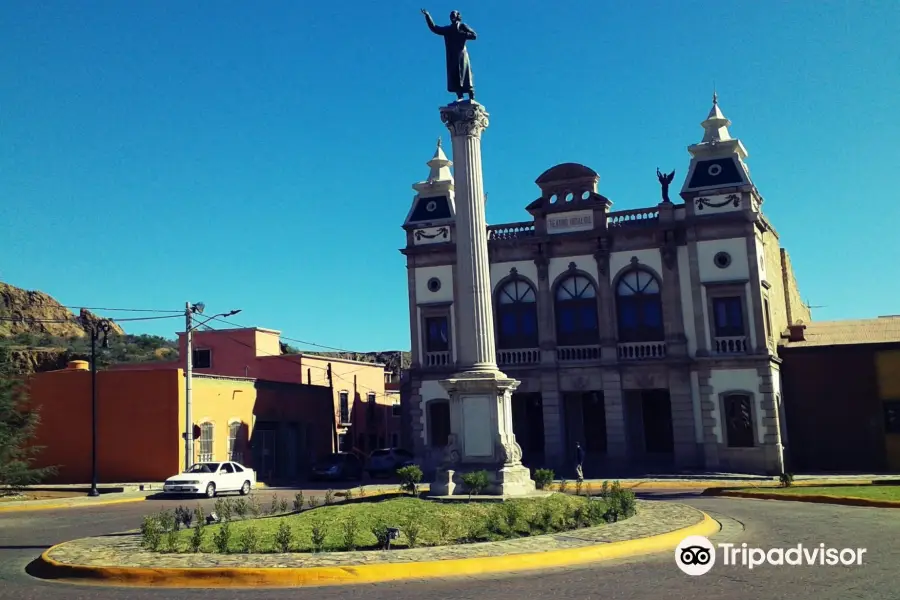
[45,500,705,569]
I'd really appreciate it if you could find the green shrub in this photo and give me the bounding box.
[602,481,637,522]
[292,491,305,512]
[159,510,179,552]
[436,511,454,543]
[248,496,262,518]
[238,525,260,553]
[573,505,587,528]
[358,485,367,498]
[274,521,293,553]
[212,523,231,553]
[558,478,569,494]
[193,505,205,527]
[586,498,606,525]
[232,497,249,519]
[311,520,326,553]
[189,521,205,552]
[575,480,583,497]
[402,514,422,548]
[486,506,505,534]
[174,505,193,529]
[502,501,523,531]
[533,468,554,490]
[780,472,794,488]
[583,482,594,497]
[463,516,485,542]
[324,489,335,506]
[341,516,359,551]
[540,503,556,532]
[397,465,423,495]
[461,470,490,496]
[307,495,320,510]
[371,519,392,550]
[140,514,163,551]
[214,498,233,522]
[344,488,354,501]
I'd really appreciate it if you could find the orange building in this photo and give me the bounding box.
[110,326,401,458]
[27,361,334,484]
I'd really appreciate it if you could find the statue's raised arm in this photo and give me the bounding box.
[421,9,442,35]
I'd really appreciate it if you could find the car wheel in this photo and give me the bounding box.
[240,480,251,496]
[205,482,216,498]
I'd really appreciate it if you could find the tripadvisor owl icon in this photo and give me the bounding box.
[676,535,716,576]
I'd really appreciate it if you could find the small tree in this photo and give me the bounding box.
[0,371,56,493]
[397,465,423,496]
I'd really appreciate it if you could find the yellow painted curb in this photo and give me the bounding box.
[550,479,877,491]
[36,511,720,588]
[0,495,147,514]
[716,490,900,508]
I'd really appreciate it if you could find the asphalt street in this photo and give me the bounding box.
[0,489,897,600]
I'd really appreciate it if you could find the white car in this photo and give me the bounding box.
[162,461,256,498]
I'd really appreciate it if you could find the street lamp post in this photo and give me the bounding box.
[83,317,113,498]
[183,303,241,471]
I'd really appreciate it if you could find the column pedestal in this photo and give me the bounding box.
[429,100,536,497]
[431,370,535,496]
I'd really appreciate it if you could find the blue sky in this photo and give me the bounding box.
[2,1,898,352]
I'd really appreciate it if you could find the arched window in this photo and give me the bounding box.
[616,270,664,342]
[227,421,243,463]
[554,274,599,345]
[199,421,214,462]
[496,278,539,349]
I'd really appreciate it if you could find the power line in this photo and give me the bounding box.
[61,305,182,314]
[0,314,181,324]
[209,316,376,355]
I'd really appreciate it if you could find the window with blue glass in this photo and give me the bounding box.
[496,278,539,349]
[425,316,450,352]
[616,270,664,342]
[554,274,599,345]
[712,297,744,337]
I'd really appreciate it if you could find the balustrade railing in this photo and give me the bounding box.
[497,348,541,366]
[487,221,536,240]
[607,208,659,227]
[556,345,602,362]
[424,351,452,367]
[617,341,667,361]
[714,336,749,354]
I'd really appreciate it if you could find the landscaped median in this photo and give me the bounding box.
[33,485,719,588]
[706,484,900,508]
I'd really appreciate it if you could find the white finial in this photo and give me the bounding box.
[701,91,732,143]
[436,137,442,148]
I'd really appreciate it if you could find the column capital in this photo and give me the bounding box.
[440,101,490,138]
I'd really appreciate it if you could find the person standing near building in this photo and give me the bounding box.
[574,441,585,482]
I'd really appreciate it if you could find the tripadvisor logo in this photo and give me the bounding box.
[675,536,867,575]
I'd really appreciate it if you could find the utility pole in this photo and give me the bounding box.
[184,302,194,472]
[182,302,240,471]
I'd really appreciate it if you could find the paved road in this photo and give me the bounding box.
[0,489,896,600]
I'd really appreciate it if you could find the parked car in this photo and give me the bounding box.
[367,448,416,478]
[162,461,256,498]
[310,452,363,481]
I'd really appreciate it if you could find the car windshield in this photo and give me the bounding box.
[185,463,220,474]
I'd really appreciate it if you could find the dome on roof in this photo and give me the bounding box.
[535,163,598,185]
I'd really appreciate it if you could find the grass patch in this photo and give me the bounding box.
[737,485,900,501]
[173,494,607,553]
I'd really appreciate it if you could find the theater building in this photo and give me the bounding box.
[400,95,810,476]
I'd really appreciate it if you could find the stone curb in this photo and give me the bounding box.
[0,495,148,514]
[33,511,720,588]
[709,490,900,508]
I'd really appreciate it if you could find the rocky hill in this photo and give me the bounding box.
[1,283,124,338]
[0,282,176,375]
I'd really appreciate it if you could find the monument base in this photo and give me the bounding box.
[430,463,536,497]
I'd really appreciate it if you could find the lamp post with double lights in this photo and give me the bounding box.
[81,314,113,498]
[183,303,241,471]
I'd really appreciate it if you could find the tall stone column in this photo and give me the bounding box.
[431,101,536,497]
